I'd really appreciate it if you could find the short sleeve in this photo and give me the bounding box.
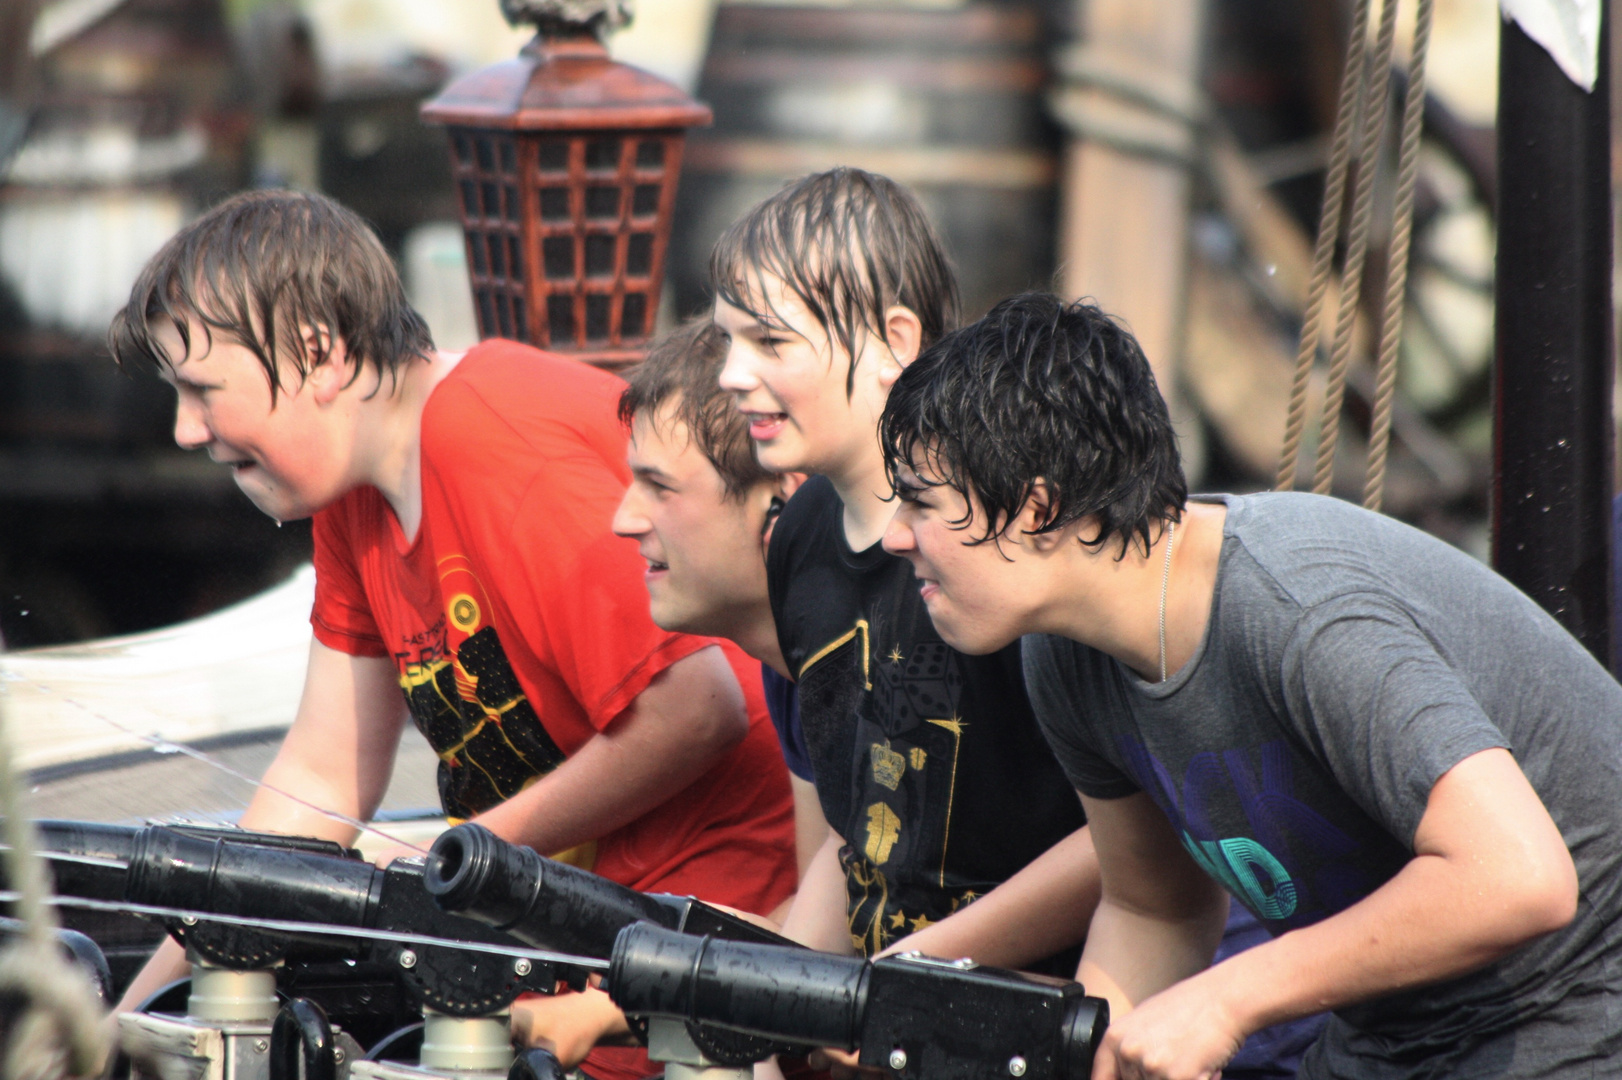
[1283,595,1510,846]
[760,666,814,781]
[310,503,388,658]
[1021,633,1140,799]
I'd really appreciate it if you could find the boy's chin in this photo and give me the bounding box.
[931,617,1017,657]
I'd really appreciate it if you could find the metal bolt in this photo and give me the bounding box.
[333,1048,346,1065]
[254,1040,269,1053]
[514,958,533,976]
[180,916,198,926]
[888,1049,908,1071]
[399,949,418,969]
[1008,1057,1027,1077]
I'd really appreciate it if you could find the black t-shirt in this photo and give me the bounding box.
[767,476,1086,961]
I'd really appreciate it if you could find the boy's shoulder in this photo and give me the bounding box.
[420,340,628,471]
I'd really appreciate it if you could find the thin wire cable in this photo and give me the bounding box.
[0,891,611,971]
[3,676,429,856]
[1276,0,1373,491]
[1363,0,1434,512]
[1313,0,1401,495]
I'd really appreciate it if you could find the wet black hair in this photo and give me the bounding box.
[709,167,959,393]
[109,189,434,400]
[880,292,1186,557]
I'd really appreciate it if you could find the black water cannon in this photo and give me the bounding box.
[605,923,1111,1080]
[121,826,569,1015]
[424,822,793,953]
[2,819,355,902]
[424,823,803,1069]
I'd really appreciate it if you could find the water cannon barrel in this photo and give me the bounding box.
[424,823,680,956]
[125,827,378,936]
[606,922,866,1051]
[605,924,1111,1080]
[30,820,144,899]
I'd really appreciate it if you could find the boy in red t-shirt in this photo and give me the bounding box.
[107,190,796,1080]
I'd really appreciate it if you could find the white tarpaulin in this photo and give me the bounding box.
[0,566,315,772]
[1501,0,1603,90]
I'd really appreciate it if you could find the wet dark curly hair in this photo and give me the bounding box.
[880,292,1186,557]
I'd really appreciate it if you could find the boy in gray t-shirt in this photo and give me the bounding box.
[875,292,1622,1080]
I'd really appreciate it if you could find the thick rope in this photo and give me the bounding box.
[1313,0,1401,495]
[1275,0,1373,491]
[1364,0,1435,511]
[0,671,110,1080]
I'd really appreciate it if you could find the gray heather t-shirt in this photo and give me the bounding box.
[1024,492,1622,1079]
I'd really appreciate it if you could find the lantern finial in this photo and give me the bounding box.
[499,0,633,39]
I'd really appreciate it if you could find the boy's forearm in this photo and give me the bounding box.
[885,826,1099,970]
[1078,890,1229,1019]
[779,832,859,954]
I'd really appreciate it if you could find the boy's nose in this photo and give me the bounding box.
[172,398,211,450]
[611,488,651,538]
[717,344,759,394]
[881,510,916,554]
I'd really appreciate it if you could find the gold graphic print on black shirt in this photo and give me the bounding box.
[397,608,567,821]
[801,624,986,954]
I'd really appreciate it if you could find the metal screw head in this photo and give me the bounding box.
[514,958,533,977]
[399,949,418,969]
[180,916,198,926]
[333,1048,346,1065]
[253,1040,269,1053]
[888,1049,908,1071]
[1008,1057,1027,1077]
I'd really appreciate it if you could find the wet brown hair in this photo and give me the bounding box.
[619,317,773,500]
[709,167,960,394]
[108,189,434,399]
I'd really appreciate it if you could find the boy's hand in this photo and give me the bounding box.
[806,1047,884,1079]
[1091,976,1244,1080]
[510,988,634,1067]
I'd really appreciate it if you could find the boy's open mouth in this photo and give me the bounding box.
[744,412,788,440]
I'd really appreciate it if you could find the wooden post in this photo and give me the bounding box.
[1053,0,1207,478]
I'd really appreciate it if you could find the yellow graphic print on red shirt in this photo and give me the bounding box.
[396,553,566,820]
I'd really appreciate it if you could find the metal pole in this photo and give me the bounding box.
[1492,11,1615,669]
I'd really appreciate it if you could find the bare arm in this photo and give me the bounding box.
[1096,749,1578,1080]
[470,645,747,853]
[763,776,833,924]
[117,640,408,1010]
[1077,792,1230,1021]
[779,829,859,955]
[885,825,1100,971]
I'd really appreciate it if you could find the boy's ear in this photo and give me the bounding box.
[775,471,808,503]
[878,305,924,384]
[302,324,354,405]
[1019,479,1066,552]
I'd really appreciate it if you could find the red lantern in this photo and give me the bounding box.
[421,6,710,369]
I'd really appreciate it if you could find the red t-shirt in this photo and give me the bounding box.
[310,341,796,1080]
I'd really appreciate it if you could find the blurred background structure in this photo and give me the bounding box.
[0,0,1582,658]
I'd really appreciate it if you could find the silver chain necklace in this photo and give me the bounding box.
[1158,519,1177,682]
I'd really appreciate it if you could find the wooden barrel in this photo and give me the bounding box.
[668,2,1061,322]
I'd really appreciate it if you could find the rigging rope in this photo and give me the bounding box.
[1276,0,1373,491]
[1364,0,1436,512]
[1277,0,1435,505]
[1313,0,1400,495]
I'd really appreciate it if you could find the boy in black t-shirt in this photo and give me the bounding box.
[712,168,1099,970]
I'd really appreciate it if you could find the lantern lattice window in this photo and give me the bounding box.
[425,25,709,369]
